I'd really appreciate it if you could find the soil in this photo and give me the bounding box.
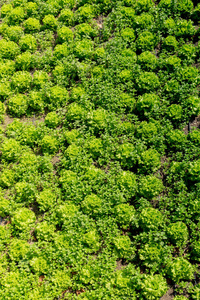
[3,114,14,128]
[51,155,60,165]
[183,115,200,135]
[95,15,103,29]
[160,288,174,300]
[115,259,127,271]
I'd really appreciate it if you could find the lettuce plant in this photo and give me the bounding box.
[139,207,164,230]
[16,52,33,71]
[139,176,163,199]
[1,139,21,161]
[41,135,59,154]
[114,203,135,229]
[0,40,20,59]
[113,235,134,259]
[19,34,37,52]
[45,112,60,128]
[81,194,102,215]
[11,208,36,232]
[24,17,40,32]
[7,7,25,25]
[58,8,74,26]
[8,239,30,261]
[167,221,189,248]
[7,94,28,116]
[140,274,168,300]
[36,189,57,211]
[57,26,74,43]
[167,257,194,283]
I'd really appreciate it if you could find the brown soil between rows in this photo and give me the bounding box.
[160,288,174,300]
[183,115,200,134]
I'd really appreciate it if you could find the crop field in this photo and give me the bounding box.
[1,0,200,299]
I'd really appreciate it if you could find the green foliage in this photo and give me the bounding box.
[43,14,57,30]
[25,2,38,17]
[33,70,49,88]
[167,104,183,121]
[29,256,48,274]
[3,25,24,42]
[137,31,156,52]
[137,51,157,70]
[46,85,69,109]
[12,208,36,231]
[36,189,57,211]
[15,181,36,203]
[175,19,195,38]
[53,43,69,60]
[81,194,102,215]
[116,142,136,168]
[178,66,198,83]
[139,207,164,230]
[140,274,168,300]
[7,7,25,25]
[1,139,21,161]
[114,235,134,259]
[66,102,86,121]
[16,52,33,70]
[173,296,188,300]
[57,26,74,42]
[176,0,194,16]
[58,8,74,26]
[75,4,95,23]
[41,135,59,154]
[19,34,37,52]
[28,90,44,112]
[115,203,135,229]
[136,72,160,92]
[185,96,200,118]
[188,159,200,182]
[45,111,60,128]
[7,94,28,116]
[75,23,98,39]
[0,40,20,59]
[87,137,103,159]
[0,0,199,297]
[8,239,30,261]
[163,36,178,53]
[74,39,94,59]
[0,197,10,217]
[1,4,13,18]
[57,202,78,223]
[0,169,15,188]
[138,243,172,271]
[139,176,163,199]
[167,258,194,283]
[11,71,32,92]
[178,43,196,64]
[0,102,6,121]
[35,221,55,241]
[191,285,200,300]
[136,0,154,13]
[167,221,189,248]
[166,130,187,150]
[82,229,101,253]
[138,148,161,174]
[136,93,160,116]
[64,129,80,144]
[118,170,137,197]
[24,18,40,32]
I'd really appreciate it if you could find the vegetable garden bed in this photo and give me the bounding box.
[0,0,200,299]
